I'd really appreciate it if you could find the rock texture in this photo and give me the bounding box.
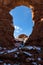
[0,0,43,65]
[18,34,28,41]
[18,34,28,38]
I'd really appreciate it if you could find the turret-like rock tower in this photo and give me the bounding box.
[0,0,43,65]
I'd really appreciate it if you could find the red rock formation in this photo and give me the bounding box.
[0,0,43,65]
[18,34,28,38]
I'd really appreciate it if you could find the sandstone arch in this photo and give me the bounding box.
[0,0,43,65]
[0,0,43,46]
[0,0,34,49]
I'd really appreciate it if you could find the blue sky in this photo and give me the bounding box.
[10,6,34,37]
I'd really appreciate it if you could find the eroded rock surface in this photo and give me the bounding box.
[0,0,43,65]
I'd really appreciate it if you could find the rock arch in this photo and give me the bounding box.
[0,0,43,47]
[0,0,43,65]
[0,0,34,48]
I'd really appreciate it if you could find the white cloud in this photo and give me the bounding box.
[15,26,20,30]
[15,25,22,33]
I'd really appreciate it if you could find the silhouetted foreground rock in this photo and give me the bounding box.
[0,45,43,65]
[0,0,43,65]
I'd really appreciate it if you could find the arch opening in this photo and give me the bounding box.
[9,5,34,38]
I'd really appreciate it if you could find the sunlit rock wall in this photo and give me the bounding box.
[0,0,43,65]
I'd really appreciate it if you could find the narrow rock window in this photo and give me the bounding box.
[9,6,34,38]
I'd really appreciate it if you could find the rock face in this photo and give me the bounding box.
[0,0,43,65]
[0,8,16,49]
[18,34,28,41]
[16,34,28,45]
[18,34,28,38]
